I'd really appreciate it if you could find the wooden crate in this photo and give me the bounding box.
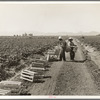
[31,67,46,71]
[34,59,47,63]
[47,50,55,55]
[0,89,11,95]
[29,68,45,75]
[0,81,21,86]
[20,70,36,82]
[47,54,59,61]
[32,62,45,67]
[0,81,22,89]
[31,59,49,68]
[20,69,45,82]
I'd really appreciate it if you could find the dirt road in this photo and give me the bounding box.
[29,61,63,95]
[54,40,99,95]
[29,39,100,95]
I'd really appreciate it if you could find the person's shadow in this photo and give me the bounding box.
[74,59,86,63]
[66,59,86,63]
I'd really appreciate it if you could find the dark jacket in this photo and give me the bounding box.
[58,40,66,51]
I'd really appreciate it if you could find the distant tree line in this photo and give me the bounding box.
[13,33,33,38]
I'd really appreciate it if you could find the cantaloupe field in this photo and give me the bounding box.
[1,35,100,96]
[0,36,60,81]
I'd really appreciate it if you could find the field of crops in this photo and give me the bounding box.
[0,35,99,95]
[0,36,61,81]
[76,36,100,51]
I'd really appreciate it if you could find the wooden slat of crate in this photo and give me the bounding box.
[32,62,44,67]
[22,70,37,75]
[20,74,33,80]
[31,67,46,71]
[34,59,47,62]
[0,85,19,90]
[0,89,10,92]
[21,72,34,76]
[33,59,47,66]
[29,68,45,75]
[0,81,22,90]
[33,62,44,65]
[21,72,44,81]
[20,76,33,82]
[32,65,45,68]
[21,73,34,79]
[32,60,49,68]
[0,89,11,95]
[20,70,35,82]
[21,74,34,81]
[0,81,21,86]
[47,52,55,55]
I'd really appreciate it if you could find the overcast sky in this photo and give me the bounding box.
[0,2,100,36]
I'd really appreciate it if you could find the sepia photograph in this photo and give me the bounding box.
[0,1,100,98]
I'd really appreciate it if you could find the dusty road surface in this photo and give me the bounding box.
[54,40,99,95]
[29,61,63,95]
[28,39,100,95]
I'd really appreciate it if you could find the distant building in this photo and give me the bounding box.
[22,33,28,37]
[24,33,27,37]
[29,34,33,37]
[28,34,33,38]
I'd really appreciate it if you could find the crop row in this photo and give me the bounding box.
[76,36,100,50]
[0,36,59,81]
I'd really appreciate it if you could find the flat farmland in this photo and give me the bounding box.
[76,36,100,50]
[0,36,59,81]
[0,36,100,95]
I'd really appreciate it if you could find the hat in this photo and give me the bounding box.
[58,36,62,40]
[68,37,73,40]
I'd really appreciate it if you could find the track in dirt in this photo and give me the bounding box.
[54,39,100,95]
[29,61,63,95]
[28,39,100,95]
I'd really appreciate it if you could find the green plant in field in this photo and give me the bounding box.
[77,36,100,51]
[0,36,63,81]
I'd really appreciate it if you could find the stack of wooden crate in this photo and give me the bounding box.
[31,59,47,70]
[0,81,22,95]
[20,58,48,82]
[0,89,11,95]
[20,69,37,82]
[47,49,59,61]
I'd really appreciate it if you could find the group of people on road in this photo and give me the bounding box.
[58,36,77,61]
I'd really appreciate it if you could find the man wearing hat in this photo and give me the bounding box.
[68,37,77,60]
[58,36,66,61]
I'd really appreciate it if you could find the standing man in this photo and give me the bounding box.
[58,36,66,61]
[67,37,77,61]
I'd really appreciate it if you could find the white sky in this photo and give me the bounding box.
[0,2,100,36]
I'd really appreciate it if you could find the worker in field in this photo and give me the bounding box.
[58,36,66,61]
[67,37,77,61]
